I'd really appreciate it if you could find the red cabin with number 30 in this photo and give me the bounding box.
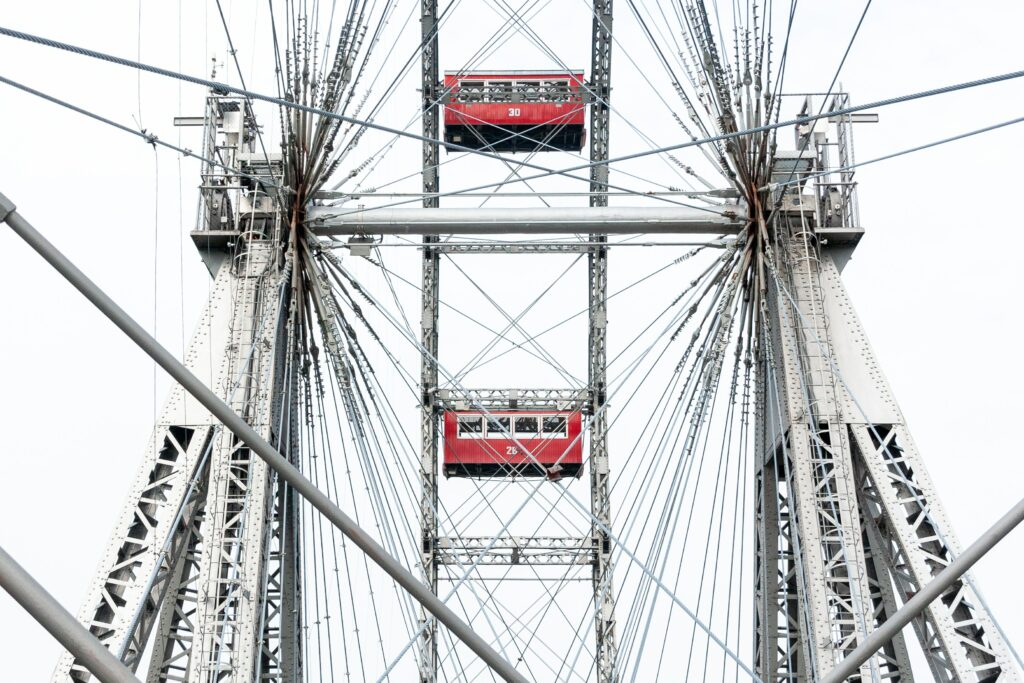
[443,70,587,153]
[443,410,584,479]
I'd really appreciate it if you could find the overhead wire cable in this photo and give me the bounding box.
[627,339,733,679]
[451,105,572,208]
[7,20,1011,210]
[320,352,391,676]
[619,270,743,679]
[766,0,873,204]
[333,260,760,682]
[316,0,464,174]
[429,473,578,681]
[305,258,430,679]
[677,348,748,680]
[557,255,742,678]
[314,257,573,677]
[213,0,290,211]
[440,249,716,379]
[442,254,585,387]
[0,25,739,213]
[327,349,428,664]
[765,0,797,115]
[619,0,721,148]
[481,0,714,195]
[596,290,732,676]
[602,246,742,632]
[308,65,1024,216]
[0,75,270,187]
[769,113,1024,190]
[347,251,574,377]
[0,21,933,174]
[351,105,684,202]
[442,580,593,683]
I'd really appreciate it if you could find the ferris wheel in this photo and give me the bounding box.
[1,2,1023,682]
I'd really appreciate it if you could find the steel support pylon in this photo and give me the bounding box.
[50,240,302,682]
[49,91,303,683]
[418,0,442,679]
[754,212,1022,682]
[589,1,617,680]
[183,238,290,682]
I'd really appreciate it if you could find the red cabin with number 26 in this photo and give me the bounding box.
[443,410,583,479]
[443,70,587,153]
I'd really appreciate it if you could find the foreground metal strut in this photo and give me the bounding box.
[0,545,140,683]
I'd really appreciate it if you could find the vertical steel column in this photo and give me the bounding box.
[187,239,286,682]
[418,1,441,680]
[588,1,616,680]
[147,496,208,681]
[754,453,785,682]
[763,222,879,681]
[589,0,612,210]
[258,342,304,682]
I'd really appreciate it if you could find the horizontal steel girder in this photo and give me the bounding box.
[436,536,596,566]
[306,205,746,235]
[435,387,590,410]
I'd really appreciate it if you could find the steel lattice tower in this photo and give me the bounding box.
[752,101,1020,682]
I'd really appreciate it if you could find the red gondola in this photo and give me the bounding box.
[442,70,587,153]
[442,410,583,478]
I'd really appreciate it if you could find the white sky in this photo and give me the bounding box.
[1,0,1023,680]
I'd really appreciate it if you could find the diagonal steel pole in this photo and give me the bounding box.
[0,544,140,683]
[821,493,1024,683]
[0,192,528,683]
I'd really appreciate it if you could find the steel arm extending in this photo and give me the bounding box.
[822,493,1024,683]
[0,545,140,683]
[307,205,745,235]
[0,191,529,683]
